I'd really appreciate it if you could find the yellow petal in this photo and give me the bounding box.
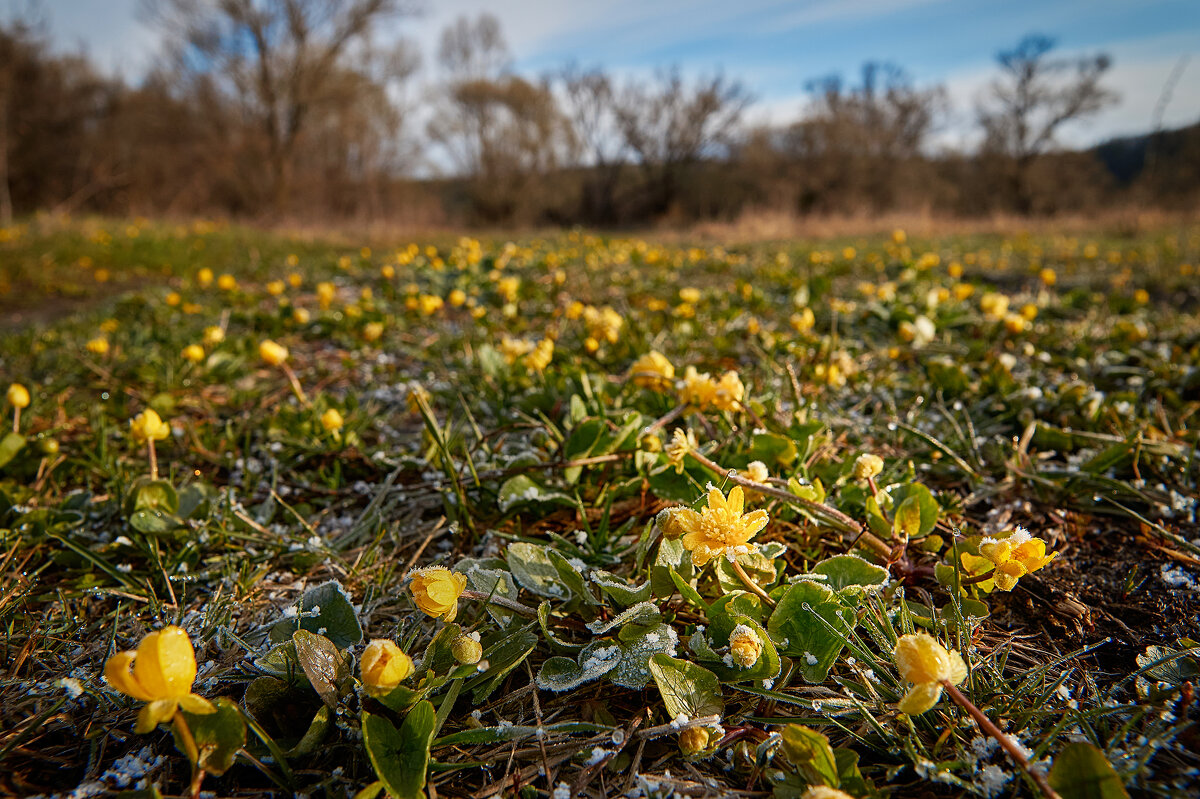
[726,486,745,516]
[179,694,217,715]
[132,631,170,698]
[135,699,178,733]
[707,485,727,513]
[993,561,1025,591]
[105,651,155,701]
[898,682,943,715]
[946,650,967,686]
[154,626,199,695]
[741,509,770,538]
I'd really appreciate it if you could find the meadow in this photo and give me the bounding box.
[0,217,1197,798]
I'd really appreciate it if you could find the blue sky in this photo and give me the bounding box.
[31,0,1200,147]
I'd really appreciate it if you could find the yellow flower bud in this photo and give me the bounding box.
[197,267,214,287]
[728,624,762,669]
[360,639,414,696]
[640,434,662,453]
[678,725,711,755]
[293,307,311,324]
[321,408,344,432]
[259,339,289,366]
[182,344,205,363]
[409,566,467,621]
[86,337,110,356]
[130,409,170,443]
[7,383,30,409]
[893,633,967,715]
[104,625,216,733]
[217,273,237,291]
[451,634,483,665]
[853,453,883,480]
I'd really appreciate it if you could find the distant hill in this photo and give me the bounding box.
[1093,121,1200,186]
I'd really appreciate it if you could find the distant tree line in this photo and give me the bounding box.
[1,1,1196,227]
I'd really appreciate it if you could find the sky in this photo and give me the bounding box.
[27,0,1200,149]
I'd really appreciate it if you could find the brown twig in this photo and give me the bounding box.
[942,681,1061,799]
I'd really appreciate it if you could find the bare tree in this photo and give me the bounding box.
[978,34,1116,213]
[143,0,419,214]
[612,69,749,217]
[781,62,944,213]
[556,64,623,223]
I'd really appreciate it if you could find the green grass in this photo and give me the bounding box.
[0,217,1197,798]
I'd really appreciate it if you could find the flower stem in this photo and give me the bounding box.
[11,407,19,434]
[280,362,310,406]
[730,558,776,607]
[941,681,1061,799]
[959,568,996,586]
[147,439,159,481]
[172,711,206,799]
[460,589,538,618]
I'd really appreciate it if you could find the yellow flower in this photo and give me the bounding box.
[630,351,675,392]
[259,339,289,366]
[217,274,237,291]
[679,366,718,409]
[712,371,744,412]
[448,288,467,307]
[418,294,444,315]
[741,460,769,484]
[665,428,696,474]
[197,267,214,287]
[498,336,534,365]
[320,408,344,433]
[363,322,384,342]
[130,409,170,442]
[679,287,702,304]
[360,639,414,696]
[7,383,30,409]
[678,725,711,756]
[980,292,1010,320]
[104,626,216,733]
[790,308,815,334]
[165,291,182,307]
[853,453,883,480]
[317,281,336,309]
[674,485,769,566]
[728,624,762,668]
[87,337,110,356]
[266,280,286,296]
[1039,267,1057,286]
[293,307,311,324]
[182,344,205,363]
[203,326,225,345]
[978,528,1056,591]
[523,338,554,372]
[409,566,468,621]
[893,633,967,715]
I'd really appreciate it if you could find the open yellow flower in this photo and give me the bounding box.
[130,409,170,442]
[712,371,744,412]
[679,366,718,409]
[104,626,215,733]
[979,528,1056,591]
[630,351,675,391]
[360,639,414,696]
[320,408,344,433]
[409,566,468,621]
[674,485,769,566]
[893,633,967,714]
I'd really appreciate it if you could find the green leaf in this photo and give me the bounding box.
[467,629,538,703]
[177,698,246,776]
[0,432,26,469]
[651,536,694,598]
[767,581,856,683]
[780,724,839,788]
[1048,742,1129,799]
[547,547,597,605]
[585,601,660,634]
[362,702,435,799]
[270,580,363,649]
[497,476,572,513]
[590,569,652,606]
[462,566,519,627]
[292,630,353,708]
[811,554,889,594]
[886,484,939,539]
[536,639,622,692]
[648,654,724,721]
[893,495,922,540]
[506,542,569,599]
[612,622,679,689]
